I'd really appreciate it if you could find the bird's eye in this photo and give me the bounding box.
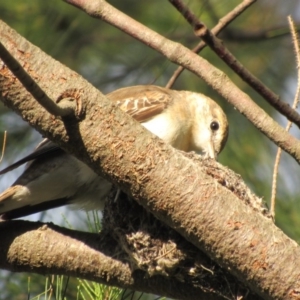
[210,121,219,131]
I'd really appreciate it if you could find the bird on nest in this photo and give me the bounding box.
[0,85,228,220]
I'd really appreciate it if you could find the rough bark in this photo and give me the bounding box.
[0,194,261,300]
[1,20,300,300]
[0,220,223,300]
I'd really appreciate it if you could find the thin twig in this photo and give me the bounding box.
[0,131,7,164]
[168,0,300,129]
[0,42,76,117]
[166,0,256,88]
[270,16,300,218]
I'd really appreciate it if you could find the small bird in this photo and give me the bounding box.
[0,85,228,220]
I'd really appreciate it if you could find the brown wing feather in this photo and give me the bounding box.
[106,85,174,122]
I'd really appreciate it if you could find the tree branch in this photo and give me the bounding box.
[1,19,300,299]
[0,194,262,300]
[63,0,300,166]
[168,0,300,130]
[0,41,77,117]
[0,220,213,300]
[166,0,256,88]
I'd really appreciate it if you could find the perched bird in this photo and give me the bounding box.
[0,85,228,220]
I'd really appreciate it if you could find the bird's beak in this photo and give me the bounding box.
[205,140,217,160]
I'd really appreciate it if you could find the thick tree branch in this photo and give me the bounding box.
[0,220,213,300]
[63,0,300,166]
[0,195,262,300]
[0,41,77,117]
[1,20,300,299]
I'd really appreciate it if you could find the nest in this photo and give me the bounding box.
[101,189,253,299]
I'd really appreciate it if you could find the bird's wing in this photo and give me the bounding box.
[107,85,174,122]
[0,197,70,220]
[0,139,63,175]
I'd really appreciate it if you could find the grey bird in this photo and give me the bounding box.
[0,85,229,220]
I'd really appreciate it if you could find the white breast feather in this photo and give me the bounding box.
[141,112,181,146]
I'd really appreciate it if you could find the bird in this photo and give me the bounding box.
[0,85,228,220]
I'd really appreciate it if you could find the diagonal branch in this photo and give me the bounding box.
[168,0,300,129]
[0,42,77,117]
[1,19,300,299]
[166,0,256,88]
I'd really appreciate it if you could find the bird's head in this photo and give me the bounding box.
[189,93,228,159]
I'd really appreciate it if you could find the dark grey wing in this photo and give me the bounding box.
[0,139,63,175]
[0,197,70,220]
[0,139,79,220]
